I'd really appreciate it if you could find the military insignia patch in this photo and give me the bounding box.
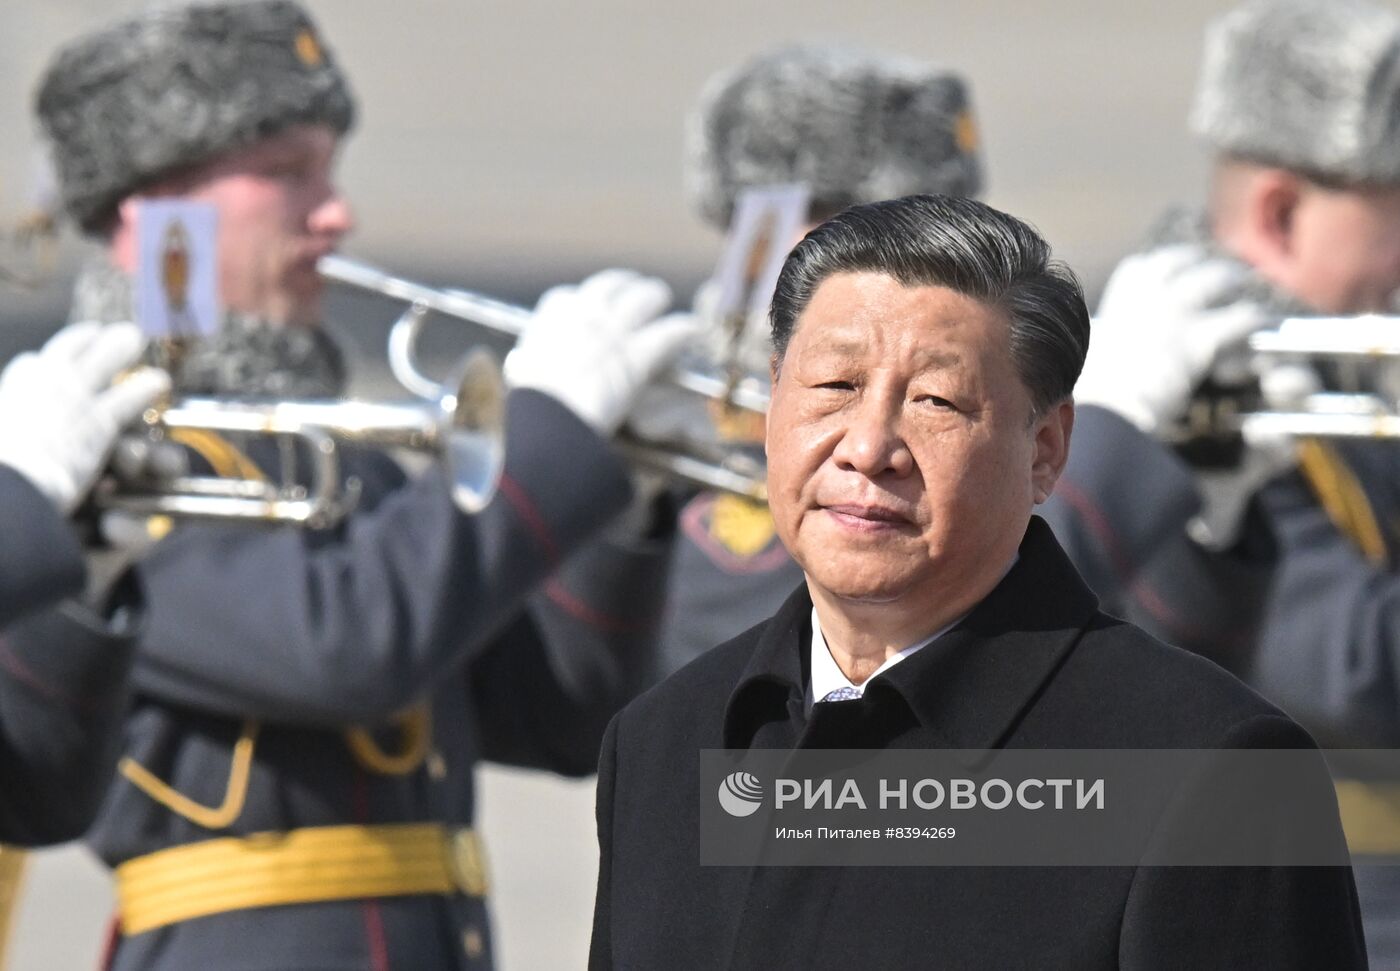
[708,493,777,558]
[681,493,792,573]
[295,28,324,68]
[954,111,979,155]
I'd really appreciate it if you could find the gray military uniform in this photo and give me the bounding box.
[27,4,673,960]
[10,263,672,970]
[84,395,658,970]
[1042,226,1400,965]
[0,464,139,845]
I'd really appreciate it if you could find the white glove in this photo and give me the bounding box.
[1075,245,1271,434]
[505,269,704,436]
[0,321,170,513]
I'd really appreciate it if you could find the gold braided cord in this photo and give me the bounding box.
[1296,438,1389,566]
[161,430,428,786]
[167,428,268,482]
[345,703,432,776]
[112,429,266,831]
[119,720,260,831]
[0,846,27,970]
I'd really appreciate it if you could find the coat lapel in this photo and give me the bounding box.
[722,584,810,750]
[720,516,1100,752]
[873,517,1099,750]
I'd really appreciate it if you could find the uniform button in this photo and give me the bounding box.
[462,926,484,959]
[427,751,447,780]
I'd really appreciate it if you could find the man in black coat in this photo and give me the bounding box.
[590,194,1367,969]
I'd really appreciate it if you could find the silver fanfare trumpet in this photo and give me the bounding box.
[1164,315,1400,463]
[97,349,505,528]
[1235,316,1400,440]
[98,254,770,528]
[318,254,770,502]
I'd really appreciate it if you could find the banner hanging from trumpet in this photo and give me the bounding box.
[135,200,220,339]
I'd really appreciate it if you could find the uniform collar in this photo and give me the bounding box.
[722,516,1099,751]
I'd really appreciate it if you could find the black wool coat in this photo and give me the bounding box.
[590,517,1367,970]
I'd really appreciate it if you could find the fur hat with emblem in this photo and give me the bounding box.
[34,0,356,234]
[685,43,982,230]
[1191,0,1400,185]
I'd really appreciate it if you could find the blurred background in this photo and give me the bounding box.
[0,0,1285,966]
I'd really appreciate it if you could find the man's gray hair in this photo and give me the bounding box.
[769,195,1089,415]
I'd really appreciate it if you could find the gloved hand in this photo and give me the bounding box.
[505,269,704,436]
[0,321,170,513]
[1075,245,1271,434]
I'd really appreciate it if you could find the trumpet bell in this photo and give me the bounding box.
[442,347,505,514]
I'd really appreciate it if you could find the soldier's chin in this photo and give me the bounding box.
[279,277,326,327]
[252,296,321,329]
[284,300,324,328]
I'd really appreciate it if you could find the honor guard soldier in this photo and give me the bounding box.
[0,322,167,844]
[26,2,695,968]
[1037,0,1400,962]
[658,44,983,677]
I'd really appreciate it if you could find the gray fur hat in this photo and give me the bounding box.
[35,0,356,234]
[685,44,982,230]
[1190,0,1400,185]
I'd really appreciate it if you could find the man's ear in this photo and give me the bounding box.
[1031,399,1074,504]
[116,196,140,227]
[108,196,148,273]
[1248,169,1305,266]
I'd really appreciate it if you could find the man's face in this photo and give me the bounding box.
[765,271,1071,612]
[1285,183,1400,314]
[145,123,353,327]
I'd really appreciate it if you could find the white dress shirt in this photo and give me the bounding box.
[806,554,1018,714]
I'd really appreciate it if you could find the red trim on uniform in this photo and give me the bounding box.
[0,635,98,712]
[98,915,121,970]
[1128,577,1254,654]
[352,769,392,971]
[1056,481,1253,652]
[362,899,391,971]
[1048,480,1139,582]
[544,579,656,633]
[498,474,560,567]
